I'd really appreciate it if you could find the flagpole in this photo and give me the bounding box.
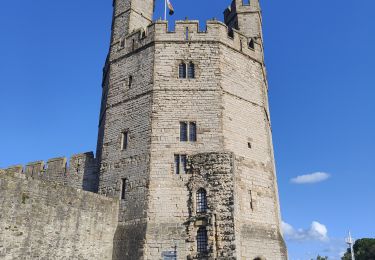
[164,0,167,21]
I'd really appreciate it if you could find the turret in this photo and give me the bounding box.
[224,0,262,40]
[111,0,154,43]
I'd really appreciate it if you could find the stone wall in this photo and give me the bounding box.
[3,152,99,192]
[0,170,118,260]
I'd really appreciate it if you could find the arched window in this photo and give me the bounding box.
[187,62,195,79]
[179,62,186,78]
[196,188,207,213]
[197,227,208,254]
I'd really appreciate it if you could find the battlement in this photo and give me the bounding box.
[1,152,99,192]
[110,19,263,63]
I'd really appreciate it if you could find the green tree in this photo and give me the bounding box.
[342,238,375,260]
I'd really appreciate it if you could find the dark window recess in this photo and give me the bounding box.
[120,39,125,48]
[249,190,254,210]
[174,154,187,174]
[187,62,195,78]
[189,122,197,142]
[179,62,187,78]
[180,155,187,174]
[185,27,189,41]
[249,39,255,49]
[228,28,234,38]
[180,121,197,142]
[128,75,133,87]
[248,142,252,149]
[196,188,208,213]
[180,122,188,141]
[197,227,208,254]
[174,154,180,174]
[121,131,129,150]
[132,39,135,51]
[121,178,127,200]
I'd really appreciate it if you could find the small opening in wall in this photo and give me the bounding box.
[185,27,189,41]
[249,38,255,49]
[121,178,127,200]
[128,75,133,87]
[228,28,234,38]
[243,0,251,6]
[248,142,252,149]
[120,38,125,48]
[121,131,129,150]
[132,39,135,51]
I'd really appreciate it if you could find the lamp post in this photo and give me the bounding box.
[345,231,355,260]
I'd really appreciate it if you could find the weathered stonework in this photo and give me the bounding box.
[0,171,118,260]
[1,0,287,259]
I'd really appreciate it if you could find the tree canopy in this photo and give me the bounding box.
[342,238,375,260]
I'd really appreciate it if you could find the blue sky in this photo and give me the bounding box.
[0,1,374,259]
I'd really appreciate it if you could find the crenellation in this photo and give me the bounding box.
[1,152,99,192]
[110,19,263,64]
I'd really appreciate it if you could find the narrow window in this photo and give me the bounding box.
[121,178,127,200]
[249,190,254,210]
[180,122,188,142]
[249,38,255,49]
[248,142,252,149]
[132,39,135,51]
[196,188,207,213]
[128,75,133,87]
[120,38,125,48]
[228,28,234,38]
[121,131,129,150]
[197,227,208,254]
[185,27,189,41]
[187,62,195,79]
[189,122,197,142]
[174,154,180,174]
[181,155,187,174]
[179,62,187,78]
[174,154,188,174]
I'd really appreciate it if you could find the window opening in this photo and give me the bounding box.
[187,62,195,78]
[185,27,189,41]
[243,0,251,6]
[180,122,188,141]
[196,188,208,213]
[180,121,197,142]
[228,28,234,38]
[132,39,135,51]
[120,38,125,48]
[189,122,197,142]
[179,62,187,78]
[249,38,255,49]
[121,131,129,150]
[197,227,208,254]
[249,190,254,210]
[128,75,133,87]
[174,154,188,174]
[121,178,127,200]
[181,155,187,174]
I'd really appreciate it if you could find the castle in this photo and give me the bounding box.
[0,0,287,259]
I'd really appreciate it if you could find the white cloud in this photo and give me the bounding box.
[290,172,330,184]
[282,221,329,242]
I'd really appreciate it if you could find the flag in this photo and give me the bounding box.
[167,0,174,15]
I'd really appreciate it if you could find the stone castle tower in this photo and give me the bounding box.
[96,0,287,259]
